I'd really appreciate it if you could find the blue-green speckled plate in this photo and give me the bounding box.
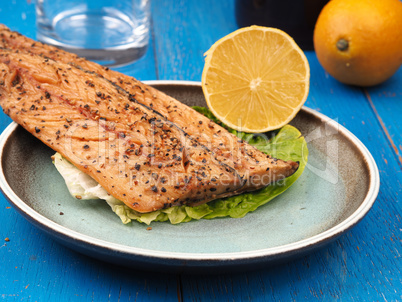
[0,81,379,273]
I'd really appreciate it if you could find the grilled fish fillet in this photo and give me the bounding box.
[0,36,299,213]
[0,25,299,195]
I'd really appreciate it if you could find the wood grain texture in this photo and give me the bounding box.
[364,69,402,167]
[1,0,402,301]
[176,53,402,302]
[0,1,174,302]
[150,0,401,299]
[152,0,238,81]
[1,198,180,301]
[0,143,181,302]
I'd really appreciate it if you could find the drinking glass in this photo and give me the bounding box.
[36,0,151,66]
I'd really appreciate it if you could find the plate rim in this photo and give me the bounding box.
[0,80,380,263]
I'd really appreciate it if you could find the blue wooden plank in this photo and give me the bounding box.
[0,0,36,39]
[176,55,401,301]
[152,0,238,81]
[1,0,402,301]
[148,0,402,295]
[0,2,175,302]
[363,68,402,167]
[177,52,402,301]
[1,214,179,301]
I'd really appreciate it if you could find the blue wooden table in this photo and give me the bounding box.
[1,1,401,301]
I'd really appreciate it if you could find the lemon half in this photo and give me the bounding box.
[202,26,310,133]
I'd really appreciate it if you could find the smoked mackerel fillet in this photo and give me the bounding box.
[0,29,299,213]
[0,25,299,192]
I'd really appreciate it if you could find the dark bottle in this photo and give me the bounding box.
[235,0,328,50]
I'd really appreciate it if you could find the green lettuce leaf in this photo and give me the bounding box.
[53,107,308,225]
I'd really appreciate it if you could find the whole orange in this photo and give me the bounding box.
[313,0,402,86]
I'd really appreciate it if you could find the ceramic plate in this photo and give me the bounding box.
[0,81,379,273]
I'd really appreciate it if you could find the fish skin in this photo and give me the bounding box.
[0,25,299,195]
